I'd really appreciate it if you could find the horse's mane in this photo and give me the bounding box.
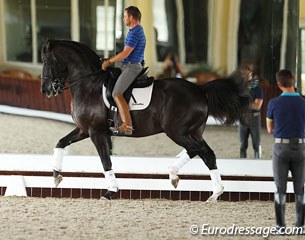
[43,39,101,69]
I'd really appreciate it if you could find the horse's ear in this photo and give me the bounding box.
[41,39,54,57]
[46,38,54,52]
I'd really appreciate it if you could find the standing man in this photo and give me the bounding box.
[102,6,146,135]
[266,69,305,232]
[239,64,264,159]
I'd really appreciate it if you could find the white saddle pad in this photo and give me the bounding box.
[102,83,154,111]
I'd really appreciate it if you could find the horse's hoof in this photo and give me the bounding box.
[206,186,224,202]
[54,175,63,188]
[101,190,116,200]
[168,166,179,188]
[100,196,111,201]
[171,177,179,188]
[206,195,218,203]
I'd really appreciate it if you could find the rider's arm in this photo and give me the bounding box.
[109,46,134,63]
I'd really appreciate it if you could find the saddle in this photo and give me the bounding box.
[104,67,154,106]
[103,67,154,130]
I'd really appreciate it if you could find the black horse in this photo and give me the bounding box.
[41,39,251,201]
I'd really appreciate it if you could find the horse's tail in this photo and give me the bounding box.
[201,71,251,125]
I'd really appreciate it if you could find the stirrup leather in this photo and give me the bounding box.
[110,122,133,135]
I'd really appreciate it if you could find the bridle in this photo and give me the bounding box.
[41,52,104,96]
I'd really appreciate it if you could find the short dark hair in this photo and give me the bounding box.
[125,6,141,21]
[276,69,294,88]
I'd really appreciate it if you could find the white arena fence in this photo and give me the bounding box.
[0,154,294,201]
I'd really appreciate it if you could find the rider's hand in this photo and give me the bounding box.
[102,59,111,70]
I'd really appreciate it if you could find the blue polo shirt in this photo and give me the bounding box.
[122,25,146,63]
[251,86,263,113]
[267,92,305,138]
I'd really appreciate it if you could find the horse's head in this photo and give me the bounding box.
[40,40,68,97]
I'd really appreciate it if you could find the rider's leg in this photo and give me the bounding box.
[111,93,133,135]
[110,63,142,135]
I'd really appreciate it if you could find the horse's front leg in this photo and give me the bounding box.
[53,127,89,187]
[89,130,118,200]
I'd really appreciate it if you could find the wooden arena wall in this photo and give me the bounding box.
[0,75,71,114]
[0,154,296,202]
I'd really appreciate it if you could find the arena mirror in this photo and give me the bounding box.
[151,0,298,83]
[147,0,299,159]
[109,0,299,159]
[2,0,299,160]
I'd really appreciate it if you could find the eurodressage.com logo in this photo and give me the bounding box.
[189,224,304,237]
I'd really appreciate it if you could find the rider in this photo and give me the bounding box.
[102,6,146,135]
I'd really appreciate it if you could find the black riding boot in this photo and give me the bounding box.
[254,150,260,159]
[295,194,305,230]
[240,149,247,158]
[274,193,286,231]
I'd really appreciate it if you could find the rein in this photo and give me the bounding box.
[62,68,104,91]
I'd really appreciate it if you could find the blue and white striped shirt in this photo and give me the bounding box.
[122,25,146,63]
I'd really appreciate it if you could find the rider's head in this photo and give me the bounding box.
[124,6,141,26]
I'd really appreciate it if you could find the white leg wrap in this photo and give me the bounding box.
[210,169,223,192]
[169,149,191,179]
[52,148,64,172]
[207,169,224,202]
[104,170,119,192]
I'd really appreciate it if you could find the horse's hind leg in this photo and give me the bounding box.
[167,134,223,201]
[166,135,198,188]
[168,148,191,188]
[53,127,89,187]
[196,139,224,202]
